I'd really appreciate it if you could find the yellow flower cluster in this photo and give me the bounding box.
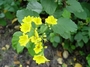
[18,15,57,64]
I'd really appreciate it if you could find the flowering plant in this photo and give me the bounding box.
[12,0,89,65]
[12,15,58,64]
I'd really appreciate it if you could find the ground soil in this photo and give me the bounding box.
[0,23,89,67]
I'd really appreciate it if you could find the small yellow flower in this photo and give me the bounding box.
[33,17,42,25]
[30,30,41,44]
[19,34,29,46]
[45,15,57,25]
[22,16,33,23]
[30,36,41,44]
[20,22,31,33]
[33,55,49,64]
[34,42,43,54]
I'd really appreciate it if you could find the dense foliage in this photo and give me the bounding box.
[0,0,90,66]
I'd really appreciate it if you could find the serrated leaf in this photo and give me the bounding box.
[27,1,42,14]
[40,0,57,15]
[62,9,71,18]
[52,18,77,39]
[16,9,39,23]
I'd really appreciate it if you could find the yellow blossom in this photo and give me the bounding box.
[33,55,50,64]
[45,15,57,25]
[19,34,29,46]
[20,22,31,33]
[22,16,33,23]
[34,42,43,54]
[33,17,42,25]
[30,30,41,44]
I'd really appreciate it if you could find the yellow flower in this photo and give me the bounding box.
[22,16,33,23]
[34,42,43,54]
[33,17,42,25]
[30,30,41,44]
[33,55,50,64]
[20,22,31,33]
[45,15,57,25]
[19,34,29,46]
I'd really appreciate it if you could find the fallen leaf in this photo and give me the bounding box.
[74,63,82,67]
[12,18,17,24]
[57,50,62,58]
[14,60,20,65]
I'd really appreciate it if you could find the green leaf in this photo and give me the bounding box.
[16,9,39,23]
[82,35,88,43]
[39,24,48,34]
[74,32,83,42]
[86,54,90,66]
[52,42,58,47]
[76,41,84,48]
[66,0,87,19]
[5,12,14,19]
[12,31,22,50]
[40,0,57,15]
[53,9,63,18]
[26,42,35,56]
[27,1,42,14]
[0,19,7,26]
[0,13,5,18]
[66,0,84,13]
[27,29,34,37]
[62,9,71,18]
[17,43,24,53]
[52,18,77,39]
[74,10,87,19]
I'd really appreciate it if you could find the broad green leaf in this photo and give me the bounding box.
[62,9,71,18]
[0,19,7,26]
[26,42,35,56]
[66,0,84,13]
[39,24,48,34]
[16,9,39,23]
[0,13,5,18]
[74,32,83,42]
[82,35,88,43]
[5,12,14,19]
[53,9,63,18]
[27,1,42,14]
[86,54,90,66]
[76,41,84,48]
[40,0,57,15]
[0,0,4,5]
[52,42,58,47]
[74,10,87,19]
[52,18,77,39]
[17,43,24,53]
[66,0,87,19]
[12,31,22,50]
[27,29,34,37]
